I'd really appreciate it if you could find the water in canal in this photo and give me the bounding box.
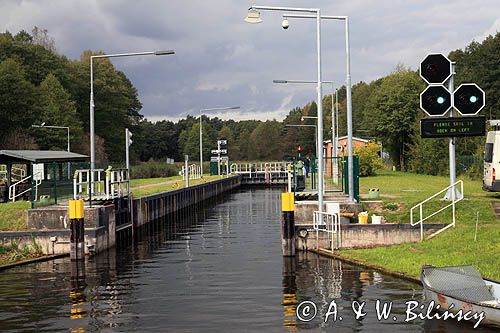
[0,188,494,332]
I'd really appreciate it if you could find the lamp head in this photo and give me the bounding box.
[245,9,262,23]
[40,122,46,127]
[282,19,289,29]
[154,50,175,56]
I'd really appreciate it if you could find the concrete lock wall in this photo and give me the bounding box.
[8,175,241,256]
[132,176,241,228]
[295,224,444,251]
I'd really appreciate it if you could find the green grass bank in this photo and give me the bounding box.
[340,170,500,280]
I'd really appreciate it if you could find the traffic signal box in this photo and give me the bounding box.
[454,83,485,115]
[419,53,486,139]
[420,85,452,117]
[419,53,485,118]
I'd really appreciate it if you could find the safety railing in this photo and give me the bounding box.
[230,161,288,175]
[313,210,341,252]
[107,168,130,199]
[1,165,27,183]
[8,172,42,202]
[73,169,104,200]
[410,180,464,241]
[180,164,202,180]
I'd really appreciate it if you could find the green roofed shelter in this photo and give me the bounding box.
[0,150,88,206]
[0,150,87,164]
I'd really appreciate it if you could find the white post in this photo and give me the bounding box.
[89,57,95,202]
[217,141,221,176]
[444,63,462,200]
[316,10,324,213]
[199,113,203,175]
[125,128,130,171]
[185,155,189,188]
[345,17,354,202]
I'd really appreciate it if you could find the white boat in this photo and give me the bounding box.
[421,265,500,328]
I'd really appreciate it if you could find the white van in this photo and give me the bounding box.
[483,120,500,191]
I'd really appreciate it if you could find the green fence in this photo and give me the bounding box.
[31,162,90,208]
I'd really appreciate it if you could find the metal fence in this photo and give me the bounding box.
[31,162,90,208]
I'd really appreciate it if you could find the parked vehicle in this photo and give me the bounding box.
[483,120,500,191]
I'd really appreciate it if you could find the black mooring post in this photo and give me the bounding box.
[281,192,295,256]
[69,199,85,260]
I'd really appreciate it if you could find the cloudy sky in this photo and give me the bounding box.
[1,0,499,122]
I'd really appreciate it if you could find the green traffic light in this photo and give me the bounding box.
[470,95,478,103]
[437,96,445,104]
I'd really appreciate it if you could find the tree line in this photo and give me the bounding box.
[0,28,498,177]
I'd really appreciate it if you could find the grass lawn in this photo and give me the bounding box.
[0,201,29,231]
[130,175,225,197]
[340,170,500,280]
[0,175,225,231]
[129,175,182,187]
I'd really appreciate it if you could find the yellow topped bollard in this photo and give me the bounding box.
[69,199,84,219]
[69,199,85,260]
[281,192,295,256]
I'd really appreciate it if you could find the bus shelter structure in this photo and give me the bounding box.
[0,150,88,206]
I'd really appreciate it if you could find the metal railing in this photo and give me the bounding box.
[230,161,288,175]
[180,164,202,180]
[1,165,26,182]
[313,210,341,251]
[73,169,103,200]
[410,180,464,241]
[74,168,130,201]
[107,168,130,199]
[8,172,42,202]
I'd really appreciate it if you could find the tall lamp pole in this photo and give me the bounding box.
[89,50,174,171]
[246,5,325,212]
[199,106,240,175]
[283,13,354,201]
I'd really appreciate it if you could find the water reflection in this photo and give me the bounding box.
[282,257,298,330]
[0,188,496,332]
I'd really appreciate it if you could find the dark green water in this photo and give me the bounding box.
[0,188,493,332]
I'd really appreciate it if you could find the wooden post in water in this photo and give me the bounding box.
[69,199,85,260]
[281,192,295,256]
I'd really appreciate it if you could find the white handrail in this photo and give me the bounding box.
[8,172,42,202]
[410,180,464,241]
[180,164,202,180]
[313,210,341,251]
[1,166,26,182]
[230,162,288,174]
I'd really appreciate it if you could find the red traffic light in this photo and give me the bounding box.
[297,145,302,152]
[454,83,485,116]
[420,53,452,85]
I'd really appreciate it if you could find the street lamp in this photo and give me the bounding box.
[32,123,70,152]
[89,50,175,172]
[199,106,240,175]
[246,5,326,213]
[281,13,354,201]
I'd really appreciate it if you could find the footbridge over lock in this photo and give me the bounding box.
[230,162,290,185]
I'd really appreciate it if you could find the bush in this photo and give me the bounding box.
[130,160,179,179]
[356,141,384,177]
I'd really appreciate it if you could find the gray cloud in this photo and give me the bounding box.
[1,0,499,121]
